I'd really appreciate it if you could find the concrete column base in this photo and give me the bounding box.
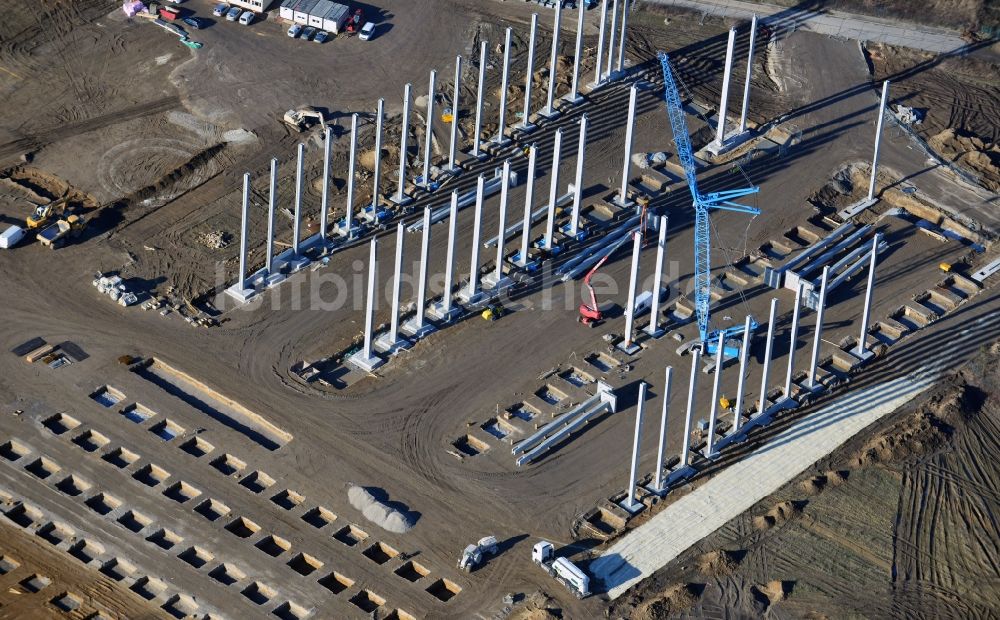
[489,135,513,148]
[643,325,666,339]
[663,465,696,488]
[611,196,635,210]
[616,340,641,355]
[374,333,412,355]
[561,93,585,105]
[265,273,287,287]
[701,129,753,158]
[538,107,561,120]
[457,287,488,306]
[532,238,564,255]
[838,196,878,221]
[513,122,537,136]
[401,318,436,340]
[426,302,462,323]
[560,222,589,242]
[481,273,513,292]
[225,284,257,304]
[334,222,364,239]
[388,193,413,206]
[618,496,644,515]
[347,350,385,373]
[510,252,540,272]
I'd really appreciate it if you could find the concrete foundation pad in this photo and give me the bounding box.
[618,498,644,515]
[701,129,754,158]
[373,333,412,355]
[642,326,666,339]
[537,108,561,120]
[611,197,635,210]
[388,193,413,206]
[560,223,588,242]
[481,273,513,291]
[513,122,537,135]
[401,318,436,340]
[510,253,540,272]
[616,341,641,355]
[457,289,488,306]
[489,136,512,149]
[265,273,287,286]
[225,284,257,304]
[426,302,462,323]
[288,256,311,272]
[561,93,585,105]
[347,350,385,373]
[334,223,364,239]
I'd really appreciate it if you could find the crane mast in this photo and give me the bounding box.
[657,52,761,353]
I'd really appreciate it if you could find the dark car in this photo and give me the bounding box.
[182,16,204,29]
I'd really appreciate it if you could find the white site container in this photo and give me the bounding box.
[0,225,25,248]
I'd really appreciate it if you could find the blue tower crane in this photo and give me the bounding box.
[657,51,761,355]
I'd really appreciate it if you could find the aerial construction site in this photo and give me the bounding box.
[1,0,998,618]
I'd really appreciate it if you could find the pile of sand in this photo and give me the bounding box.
[799,470,848,495]
[928,128,1000,191]
[633,583,699,620]
[752,500,804,530]
[696,549,743,576]
[347,485,415,534]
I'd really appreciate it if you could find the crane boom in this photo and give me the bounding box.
[657,52,762,352]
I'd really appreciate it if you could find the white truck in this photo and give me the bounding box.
[532,540,590,599]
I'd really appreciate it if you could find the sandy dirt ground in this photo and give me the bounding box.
[1,1,998,619]
[608,339,1000,619]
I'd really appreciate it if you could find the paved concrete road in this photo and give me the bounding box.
[647,0,969,53]
[591,301,1000,599]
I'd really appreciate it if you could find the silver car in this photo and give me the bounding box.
[225,6,241,21]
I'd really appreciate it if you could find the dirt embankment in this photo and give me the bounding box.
[865,43,1000,192]
[610,341,1000,619]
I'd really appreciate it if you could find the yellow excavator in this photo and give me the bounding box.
[26,197,68,230]
[282,106,326,132]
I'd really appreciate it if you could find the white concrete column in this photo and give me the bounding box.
[517,145,537,267]
[543,0,562,117]
[569,114,587,237]
[462,175,486,303]
[238,172,250,289]
[448,57,461,173]
[615,0,629,73]
[807,266,830,389]
[645,216,668,337]
[395,84,412,204]
[422,70,436,189]
[617,85,638,206]
[592,0,608,87]
[568,0,585,102]
[495,28,513,145]
[622,231,642,349]
[606,0,619,80]
[372,98,384,210]
[680,348,700,467]
[856,233,880,357]
[473,41,488,158]
[784,281,804,398]
[492,159,511,284]
[624,381,647,511]
[868,81,890,202]
[737,14,758,135]
[733,315,752,432]
[443,191,459,314]
[704,331,725,458]
[320,126,331,240]
[653,366,673,492]
[345,113,358,236]
[758,298,778,415]
[543,128,562,249]
[362,238,378,359]
[292,143,303,256]
[520,14,538,131]
[383,222,408,351]
[266,158,277,274]
[405,207,434,338]
[714,27,737,147]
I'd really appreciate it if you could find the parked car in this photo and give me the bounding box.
[287,23,303,37]
[358,22,375,41]
[238,10,254,25]
[226,6,241,21]
[302,26,316,40]
[166,0,185,3]
[313,30,329,43]
[212,3,228,16]
[182,16,204,29]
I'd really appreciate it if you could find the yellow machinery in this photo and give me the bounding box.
[719,396,732,410]
[441,107,454,123]
[939,262,952,273]
[481,304,505,321]
[26,198,67,230]
[282,106,325,132]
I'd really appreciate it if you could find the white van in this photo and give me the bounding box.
[358,22,375,41]
[239,11,254,25]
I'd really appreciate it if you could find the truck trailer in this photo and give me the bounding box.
[532,540,590,599]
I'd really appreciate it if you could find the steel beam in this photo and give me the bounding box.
[704,331,725,458]
[421,70,436,189]
[606,0,618,80]
[494,28,513,145]
[680,348,699,467]
[569,114,587,237]
[516,145,537,268]
[567,0,585,103]
[371,98,384,210]
[448,57,461,173]
[855,233,880,357]
[345,113,358,236]
[645,216,668,337]
[784,281,804,398]
[616,85,637,206]
[320,126,331,239]
[238,172,250,289]
[292,142,303,255]
[543,0,562,118]
[266,158,277,274]
[623,381,647,512]
[348,238,385,372]
[520,14,538,131]
[394,84,412,204]
[758,298,778,415]
[473,41,488,158]
[616,0,629,73]
[620,231,642,351]
[459,175,486,304]
[592,0,608,87]
[807,266,830,389]
[733,315,752,432]
[403,207,435,339]
[543,128,562,250]
[737,14,757,135]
